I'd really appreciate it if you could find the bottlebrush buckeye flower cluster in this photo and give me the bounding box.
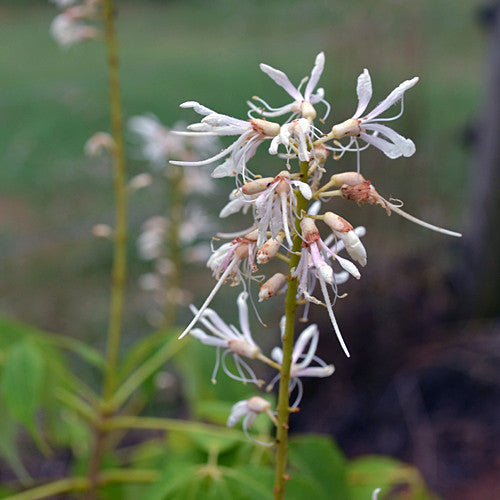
[172,53,461,443]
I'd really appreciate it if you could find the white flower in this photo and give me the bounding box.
[137,216,168,261]
[242,171,312,247]
[268,117,317,162]
[189,292,262,386]
[250,52,328,121]
[50,0,77,9]
[219,188,254,218]
[128,115,185,167]
[179,230,259,340]
[329,69,419,159]
[84,132,114,157]
[227,396,277,446]
[50,11,100,48]
[170,102,280,179]
[179,205,214,245]
[268,323,334,407]
[294,218,361,357]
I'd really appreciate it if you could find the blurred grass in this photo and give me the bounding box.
[0,0,484,343]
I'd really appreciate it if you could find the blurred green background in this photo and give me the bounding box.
[0,1,497,499]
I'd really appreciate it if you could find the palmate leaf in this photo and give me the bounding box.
[346,455,438,500]
[287,434,349,499]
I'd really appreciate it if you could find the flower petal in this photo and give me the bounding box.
[291,180,312,200]
[353,69,372,119]
[259,63,302,101]
[362,123,416,158]
[358,132,402,159]
[304,52,325,101]
[363,76,419,121]
[180,101,215,116]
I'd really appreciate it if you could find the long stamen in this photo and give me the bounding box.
[178,259,239,339]
[318,278,350,357]
[388,203,462,237]
[280,191,294,246]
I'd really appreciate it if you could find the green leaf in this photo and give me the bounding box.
[0,316,104,369]
[288,434,348,500]
[223,464,274,499]
[1,339,44,433]
[119,329,181,381]
[346,456,430,500]
[0,404,30,481]
[144,462,200,500]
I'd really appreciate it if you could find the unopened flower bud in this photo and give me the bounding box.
[227,339,260,359]
[259,273,287,302]
[244,229,259,241]
[330,118,362,139]
[92,224,113,238]
[241,177,275,195]
[323,212,354,234]
[329,171,366,187]
[341,230,367,267]
[246,396,272,415]
[128,173,153,191]
[84,132,114,156]
[300,217,320,244]
[256,233,284,264]
[250,118,280,137]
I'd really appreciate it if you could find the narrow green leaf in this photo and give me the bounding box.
[1,339,44,430]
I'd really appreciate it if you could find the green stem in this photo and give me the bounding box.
[4,470,159,500]
[86,1,127,497]
[273,160,309,500]
[109,332,184,409]
[102,0,128,402]
[4,478,89,500]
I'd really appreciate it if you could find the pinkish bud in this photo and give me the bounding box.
[250,118,280,137]
[259,273,287,302]
[330,171,366,187]
[300,217,320,244]
[256,233,284,264]
[241,177,275,195]
[323,212,354,233]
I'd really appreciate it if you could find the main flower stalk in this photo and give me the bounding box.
[102,0,128,401]
[273,161,310,499]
